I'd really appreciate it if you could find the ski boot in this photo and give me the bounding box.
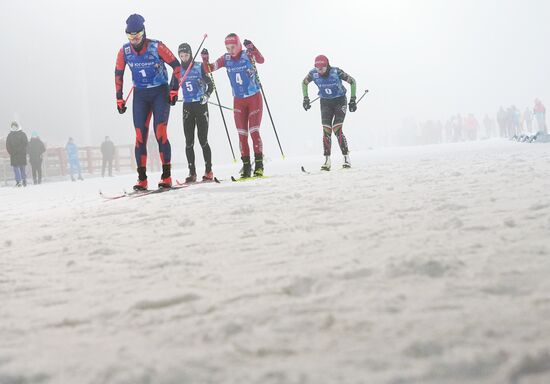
[321,156,331,171]
[22,179,27,187]
[343,154,352,169]
[202,170,214,182]
[241,156,252,178]
[134,167,148,191]
[158,164,172,188]
[15,182,22,187]
[253,154,264,177]
[185,165,197,183]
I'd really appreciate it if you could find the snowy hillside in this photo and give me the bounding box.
[2,139,550,384]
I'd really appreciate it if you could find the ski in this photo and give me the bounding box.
[301,165,350,174]
[175,177,221,186]
[100,185,189,200]
[129,184,189,198]
[230,175,269,182]
[99,190,131,200]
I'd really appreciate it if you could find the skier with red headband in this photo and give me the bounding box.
[201,33,265,178]
[302,55,357,171]
[114,14,182,190]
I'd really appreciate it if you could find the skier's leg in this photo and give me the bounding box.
[101,158,106,177]
[133,90,152,184]
[234,97,251,177]
[234,97,250,157]
[248,93,264,175]
[183,104,197,176]
[320,98,333,157]
[108,159,113,176]
[196,103,212,174]
[332,97,350,156]
[152,86,172,184]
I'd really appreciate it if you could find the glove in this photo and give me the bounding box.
[117,99,127,114]
[303,96,311,111]
[169,90,178,106]
[348,96,357,112]
[201,48,209,63]
[200,94,209,105]
[243,39,255,51]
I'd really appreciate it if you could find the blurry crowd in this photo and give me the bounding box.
[2,121,116,187]
[410,99,547,145]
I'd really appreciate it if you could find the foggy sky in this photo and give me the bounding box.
[1,0,549,163]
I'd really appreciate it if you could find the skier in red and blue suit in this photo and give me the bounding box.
[201,34,265,178]
[115,14,182,190]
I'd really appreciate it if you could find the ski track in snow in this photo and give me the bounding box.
[1,140,550,384]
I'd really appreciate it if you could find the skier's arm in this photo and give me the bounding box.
[247,47,264,64]
[114,48,126,100]
[337,69,356,98]
[205,55,226,73]
[243,40,264,64]
[158,42,182,90]
[302,73,313,97]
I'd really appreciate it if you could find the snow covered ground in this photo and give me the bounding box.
[2,139,550,384]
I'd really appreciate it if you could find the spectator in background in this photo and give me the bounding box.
[523,107,533,134]
[464,114,479,141]
[101,136,115,177]
[65,137,83,181]
[497,107,507,137]
[6,121,28,187]
[27,131,46,184]
[534,99,547,134]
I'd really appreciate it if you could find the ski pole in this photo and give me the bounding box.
[356,89,369,105]
[208,101,233,111]
[124,85,134,104]
[209,71,237,162]
[310,96,320,104]
[249,55,286,159]
[176,99,233,111]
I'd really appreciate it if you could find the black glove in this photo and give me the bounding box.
[201,48,209,63]
[243,39,255,51]
[348,96,357,112]
[117,99,127,114]
[303,96,311,111]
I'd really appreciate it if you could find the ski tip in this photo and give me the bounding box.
[214,177,221,184]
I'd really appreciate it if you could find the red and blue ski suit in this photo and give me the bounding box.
[205,46,265,158]
[115,39,182,167]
